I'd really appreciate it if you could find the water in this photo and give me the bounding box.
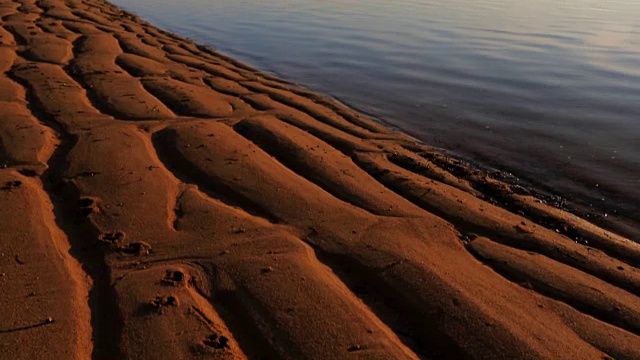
[109,0,640,238]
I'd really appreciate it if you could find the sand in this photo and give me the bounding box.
[0,0,639,359]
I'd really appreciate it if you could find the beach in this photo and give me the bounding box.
[1,0,640,359]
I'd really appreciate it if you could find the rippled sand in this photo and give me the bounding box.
[1,0,640,359]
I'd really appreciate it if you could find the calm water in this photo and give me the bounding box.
[110,0,640,238]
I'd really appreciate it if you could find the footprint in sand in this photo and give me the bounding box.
[121,241,152,256]
[203,333,230,349]
[161,269,185,286]
[1,180,22,190]
[78,196,100,217]
[98,230,126,244]
[148,295,179,315]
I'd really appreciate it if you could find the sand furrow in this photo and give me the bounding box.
[70,9,112,27]
[39,2,74,19]
[150,126,283,224]
[69,125,423,359]
[0,45,17,78]
[400,144,640,267]
[511,193,640,267]
[353,151,640,296]
[152,121,372,226]
[140,77,239,118]
[0,58,68,176]
[170,42,269,83]
[299,220,610,359]
[195,44,274,77]
[3,15,74,64]
[0,95,56,175]
[114,263,250,360]
[61,19,103,35]
[243,81,393,140]
[115,52,169,77]
[467,237,640,335]
[0,69,19,119]
[113,35,222,87]
[388,150,480,194]
[195,245,421,360]
[0,1,19,19]
[204,77,254,97]
[114,32,167,62]
[35,16,79,41]
[150,121,612,359]
[166,53,248,82]
[68,33,175,120]
[39,2,83,24]
[1,43,117,358]
[9,60,108,127]
[253,78,396,135]
[0,24,17,45]
[268,110,381,154]
[234,115,423,217]
[547,300,640,360]
[154,187,422,359]
[0,170,91,360]
[11,89,121,360]
[15,0,40,14]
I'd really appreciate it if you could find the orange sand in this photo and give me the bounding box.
[1,0,639,359]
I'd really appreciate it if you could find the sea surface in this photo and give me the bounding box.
[109,0,640,238]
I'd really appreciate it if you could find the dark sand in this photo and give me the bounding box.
[1,0,640,359]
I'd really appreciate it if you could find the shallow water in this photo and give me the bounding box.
[110,0,640,237]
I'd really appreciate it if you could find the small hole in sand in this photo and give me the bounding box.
[122,241,151,256]
[78,197,95,207]
[99,231,125,243]
[204,334,229,349]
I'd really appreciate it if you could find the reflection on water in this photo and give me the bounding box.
[111,0,640,237]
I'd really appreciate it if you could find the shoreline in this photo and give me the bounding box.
[1,0,640,359]
[106,0,640,244]
[211,51,640,243]
[110,1,640,243]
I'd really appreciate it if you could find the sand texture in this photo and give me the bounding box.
[1,0,639,359]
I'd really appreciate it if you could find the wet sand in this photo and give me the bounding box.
[1,0,640,359]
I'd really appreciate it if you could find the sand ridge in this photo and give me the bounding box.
[0,0,639,359]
